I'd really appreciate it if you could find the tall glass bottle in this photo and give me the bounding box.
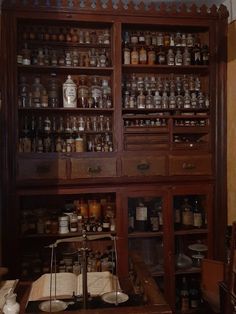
[181,198,193,228]
[18,76,30,108]
[77,76,89,108]
[48,73,60,108]
[63,75,77,108]
[135,199,148,231]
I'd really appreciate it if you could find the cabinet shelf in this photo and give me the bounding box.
[20,231,112,239]
[17,64,114,74]
[20,40,111,49]
[128,231,163,238]
[122,109,209,116]
[175,267,201,275]
[174,228,208,235]
[122,64,209,74]
[18,107,114,113]
[173,127,209,134]
[124,127,168,134]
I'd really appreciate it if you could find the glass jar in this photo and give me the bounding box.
[77,76,89,108]
[63,75,77,108]
[31,77,44,108]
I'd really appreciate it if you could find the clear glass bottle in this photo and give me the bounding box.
[183,91,191,109]
[65,51,72,66]
[123,42,131,65]
[137,90,145,109]
[18,76,30,108]
[31,77,44,108]
[139,46,147,65]
[191,92,198,108]
[48,73,60,108]
[167,49,175,66]
[131,45,139,65]
[72,50,79,67]
[91,77,102,108]
[156,47,166,65]
[101,79,112,108]
[145,89,154,109]
[21,43,31,65]
[77,76,89,108]
[161,91,169,109]
[183,47,191,66]
[175,48,183,66]
[169,91,176,109]
[153,91,162,109]
[157,33,164,46]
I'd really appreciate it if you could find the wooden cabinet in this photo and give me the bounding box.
[1,1,228,313]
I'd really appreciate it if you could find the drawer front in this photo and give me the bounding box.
[17,158,67,180]
[169,155,212,175]
[70,157,117,179]
[124,134,169,151]
[122,156,166,177]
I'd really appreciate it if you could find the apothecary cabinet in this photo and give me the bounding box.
[1,1,228,312]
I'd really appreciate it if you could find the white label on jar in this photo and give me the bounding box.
[136,206,147,221]
[63,86,77,108]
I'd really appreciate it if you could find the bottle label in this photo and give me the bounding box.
[182,211,193,226]
[193,213,202,227]
[124,50,131,65]
[136,206,147,221]
[63,85,77,107]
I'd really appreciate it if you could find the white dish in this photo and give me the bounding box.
[101,291,129,304]
[39,299,68,312]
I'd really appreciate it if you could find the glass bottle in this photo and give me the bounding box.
[183,47,191,66]
[193,199,203,228]
[89,48,97,67]
[145,89,154,109]
[153,91,162,109]
[77,76,89,108]
[175,48,183,66]
[161,91,169,109]
[103,29,110,45]
[201,44,209,65]
[175,32,182,47]
[135,199,148,231]
[137,90,145,109]
[91,77,102,108]
[72,50,79,67]
[101,79,112,108]
[183,91,191,109]
[123,42,131,65]
[65,51,72,66]
[180,277,190,312]
[139,46,147,65]
[186,33,194,47]
[197,92,205,108]
[169,91,176,109]
[176,92,184,109]
[192,43,201,65]
[31,77,44,108]
[48,73,60,108]
[21,43,31,65]
[157,33,164,46]
[181,198,193,228]
[167,49,175,66]
[191,92,198,108]
[18,76,30,108]
[40,89,48,108]
[156,47,166,65]
[63,75,77,108]
[131,45,139,65]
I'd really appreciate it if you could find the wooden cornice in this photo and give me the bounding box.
[2,0,229,20]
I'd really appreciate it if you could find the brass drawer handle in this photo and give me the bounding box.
[36,163,51,174]
[182,162,196,170]
[137,162,150,171]
[88,166,102,174]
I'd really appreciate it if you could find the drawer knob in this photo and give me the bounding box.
[182,162,196,170]
[88,166,101,174]
[36,163,51,174]
[137,162,150,171]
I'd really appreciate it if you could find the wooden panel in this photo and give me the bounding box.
[122,156,166,177]
[70,157,117,179]
[124,134,169,151]
[17,158,67,180]
[169,155,212,175]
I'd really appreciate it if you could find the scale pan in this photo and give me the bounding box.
[102,291,129,304]
[39,299,68,312]
[188,243,208,252]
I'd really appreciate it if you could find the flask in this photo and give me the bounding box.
[3,291,20,314]
[135,199,148,231]
[63,75,77,108]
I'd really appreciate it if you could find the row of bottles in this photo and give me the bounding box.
[122,74,209,110]
[18,75,112,109]
[20,26,111,45]
[123,45,209,66]
[123,74,205,96]
[124,118,167,128]
[21,197,116,235]
[123,90,209,110]
[177,276,202,311]
[174,118,208,127]
[174,197,206,229]
[123,31,205,49]
[18,45,111,68]
[21,246,115,279]
[128,198,163,233]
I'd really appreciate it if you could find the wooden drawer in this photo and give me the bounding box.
[122,156,166,177]
[124,134,169,151]
[169,155,212,175]
[17,158,67,180]
[70,157,117,179]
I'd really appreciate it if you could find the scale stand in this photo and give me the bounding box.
[39,230,128,312]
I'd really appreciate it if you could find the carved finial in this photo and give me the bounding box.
[218,4,229,19]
